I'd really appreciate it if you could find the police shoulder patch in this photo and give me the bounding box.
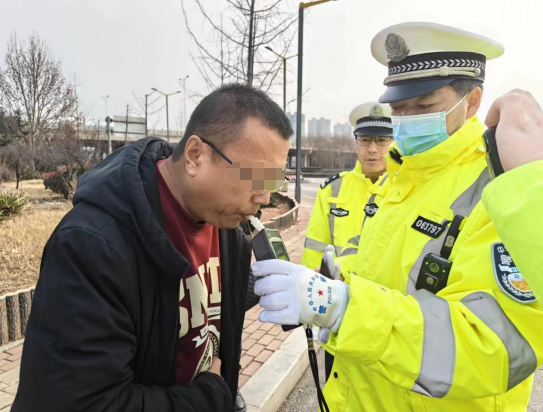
[320,173,342,189]
[364,203,379,217]
[492,242,536,304]
[331,208,349,217]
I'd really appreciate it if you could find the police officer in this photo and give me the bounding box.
[482,89,543,302]
[252,22,543,411]
[301,102,393,380]
[302,102,393,279]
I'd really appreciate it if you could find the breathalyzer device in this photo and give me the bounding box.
[249,216,290,262]
[248,216,300,331]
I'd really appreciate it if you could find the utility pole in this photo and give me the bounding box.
[295,5,304,203]
[295,0,338,203]
[246,0,256,87]
[221,12,224,86]
[144,90,157,136]
[74,73,80,139]
[166,98,170,142]
[102,95,109,118]
[105,116,113,156]
[178,76,190,132]
[125,105,129,143]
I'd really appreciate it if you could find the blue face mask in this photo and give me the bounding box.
[391,94,468,156]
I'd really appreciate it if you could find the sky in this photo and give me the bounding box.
[1,0,541,131]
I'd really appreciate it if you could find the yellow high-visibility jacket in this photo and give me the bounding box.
[482,159,543,303]
[301,162,388,282]
[324,118,543,411]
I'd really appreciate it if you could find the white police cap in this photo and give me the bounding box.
[349,102,392,137]
[371,22,504,103]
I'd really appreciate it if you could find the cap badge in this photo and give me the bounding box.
[370,104,384,119]
[385,33,410,62]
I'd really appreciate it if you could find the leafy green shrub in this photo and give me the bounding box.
[0,191,30,222]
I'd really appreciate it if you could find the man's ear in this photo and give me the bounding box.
[184,135,204,177]
[466,87,482,119]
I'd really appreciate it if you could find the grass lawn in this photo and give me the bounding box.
[0,180,71,295]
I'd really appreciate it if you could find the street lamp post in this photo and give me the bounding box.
[105,116,113,156]
[264,47,297,113]
[102,95,110,156]
[144,90,157,135]
[151,88,181,142]
[178,76,190,132]
[102,95,109,117]
[295,0,338,203]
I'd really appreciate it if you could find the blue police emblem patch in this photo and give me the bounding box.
[492,243,535,304]
[306,274,333,314]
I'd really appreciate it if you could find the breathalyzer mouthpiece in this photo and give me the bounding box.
[249,215,266,233]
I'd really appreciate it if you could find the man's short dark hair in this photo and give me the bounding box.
[450,79,484,98]
[172,83,293,161]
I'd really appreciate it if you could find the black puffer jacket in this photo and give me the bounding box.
[12,138,252,411]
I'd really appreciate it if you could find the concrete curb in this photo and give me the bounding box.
[241,327,320,412]
[0,337,24,354]
[262,194,299,231]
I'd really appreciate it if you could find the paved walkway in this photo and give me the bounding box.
[0,345,21,410]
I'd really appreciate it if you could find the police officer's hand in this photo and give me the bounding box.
[253,260,349,333]
[322,245,342,280]
[311,326,332,344]
[485,89,543,172]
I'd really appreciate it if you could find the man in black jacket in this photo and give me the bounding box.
[12,84,292,411]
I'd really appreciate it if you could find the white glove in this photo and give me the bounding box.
[311,326,331,344]
[317,245,342,342]
[253,259,350,333]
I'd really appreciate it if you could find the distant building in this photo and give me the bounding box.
[333,122,352,137]
[288,112,306,137]
[308,117,331,138]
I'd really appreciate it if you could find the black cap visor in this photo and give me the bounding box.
[354,126,393,137]
[379,78,455,104]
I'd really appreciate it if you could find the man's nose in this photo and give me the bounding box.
[252,191,271,206]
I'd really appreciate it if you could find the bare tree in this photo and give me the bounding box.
[0,33,77,153]
[0,154,12,184]
[182,0,297,93]
[35,123,89,173]
[0,140,33,189]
